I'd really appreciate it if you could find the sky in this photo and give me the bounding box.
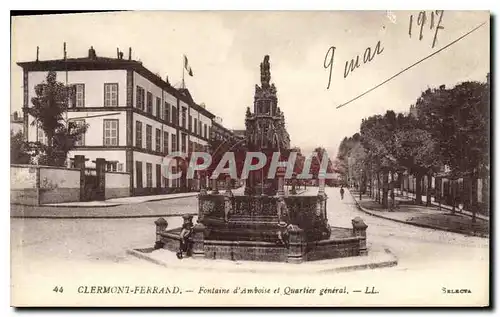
[11,11,490,157]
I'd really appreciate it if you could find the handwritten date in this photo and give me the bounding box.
[324,40,384,89]
[409,10,445,48]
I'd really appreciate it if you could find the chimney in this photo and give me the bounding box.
[128,47,132,60]
[439,84,446,90]
[117,48,120,58]
[36,46,39,62]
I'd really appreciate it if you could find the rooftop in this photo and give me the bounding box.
[17,46,215,119]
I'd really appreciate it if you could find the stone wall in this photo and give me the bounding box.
[304,237,361,261]
[11,165,38,205]
[11,164,81,205]
[105,172,130,199]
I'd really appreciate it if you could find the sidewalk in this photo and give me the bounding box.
[395,191,489,221]
[41,192,199,208]
[10,192,200,219]
[349,189,489,238]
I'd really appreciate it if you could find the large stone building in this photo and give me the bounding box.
[17,46,219,196]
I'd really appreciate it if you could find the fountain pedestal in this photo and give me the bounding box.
[152,55,369,263]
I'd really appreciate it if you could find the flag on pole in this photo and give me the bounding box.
[183,55,193,76]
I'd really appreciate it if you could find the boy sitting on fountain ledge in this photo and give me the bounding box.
[276,197,293,248]
[176,214,194,259]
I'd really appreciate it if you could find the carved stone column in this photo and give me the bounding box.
[199,174,207,195]
[225,175,233,195]
[318,174,326,195]
[191,223,206,258]
[154,217,168,249]
[212,177,219,194]
[351,216,368,256]
[287,225,305,263]
[224,191,233,223]
[290,175,297,195]
[277,176,285,196]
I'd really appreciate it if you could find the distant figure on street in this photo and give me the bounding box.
[340,186,345,200]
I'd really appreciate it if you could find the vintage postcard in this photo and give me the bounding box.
[10,10,490,307]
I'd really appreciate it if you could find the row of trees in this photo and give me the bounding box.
[11,71,88,166]
[336,77,490,218]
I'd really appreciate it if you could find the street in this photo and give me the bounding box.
[10,187,489,306]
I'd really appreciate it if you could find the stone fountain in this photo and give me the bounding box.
[153,55,368,263]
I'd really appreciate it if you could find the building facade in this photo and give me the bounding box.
[11,111,23,135]
[18,47,216,196]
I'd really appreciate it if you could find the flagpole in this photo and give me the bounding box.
[182,55,185,89]
[64,42,68,123]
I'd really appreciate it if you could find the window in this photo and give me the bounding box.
[106,161,118,172]
[172,106,177,125]
[181,107,186,128]
[199,121,202,136]
[194,118,198,134]
[70,84,85,108]
[72,119,85,146]
[146,92,153,114]
[37,126,47,145]
[156,164,162,189]
[136,161,143,188]
[146,163,153,188]
[171,133,177,152]
[155,128,161,152]
[136,86,145,110]
[189,115,192,131]
[136,121,142,148]
[171,166,178,188]
[163,131,169,154]
[156,97,161,119]
[103,119,118,146]
[203,124,207,138]
[104,83,118,107]
[117,163,123,172]
[164,102,170,123]
[181,133,187,153]
[146,124,152,150]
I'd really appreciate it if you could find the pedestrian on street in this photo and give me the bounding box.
[340,186,345,200]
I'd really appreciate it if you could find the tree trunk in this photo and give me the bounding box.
[470,173,477,223]
[426,171,432,207]
[376,172,380,203]
[400,173,404,197]
[415,173,423,205]
[382,171,388,208]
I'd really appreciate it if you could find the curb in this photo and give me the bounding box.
[11,193,199,209]
[10,212,198,220]
[44,193,199,208]
[348,190,489,239]
[127,248,398,274]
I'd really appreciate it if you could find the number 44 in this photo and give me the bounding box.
[53,286,64,293]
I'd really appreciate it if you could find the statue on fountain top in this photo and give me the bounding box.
[260,55,271,87]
